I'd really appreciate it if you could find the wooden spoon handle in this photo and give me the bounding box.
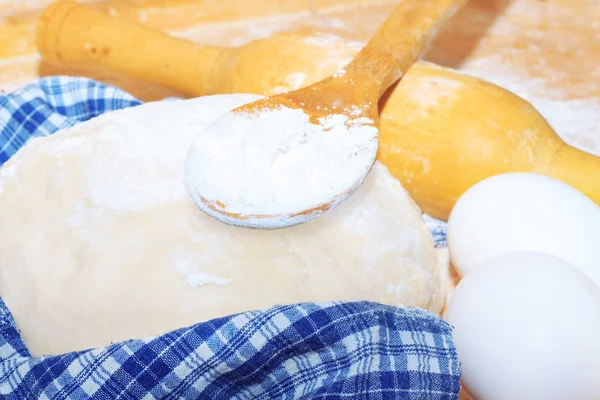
[347,0,466,94]
[36,1,224,95]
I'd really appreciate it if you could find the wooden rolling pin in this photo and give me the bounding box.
[36,0,600,221]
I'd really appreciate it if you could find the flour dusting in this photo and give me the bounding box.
[284,72,307,88]
[184,104,379,221]
[170,255,233,288]
[301,34,364,53]
[0,160,17,196]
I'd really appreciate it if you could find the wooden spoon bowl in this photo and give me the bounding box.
[183,0,466,228]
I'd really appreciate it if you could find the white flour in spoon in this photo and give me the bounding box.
[184,105,378,218]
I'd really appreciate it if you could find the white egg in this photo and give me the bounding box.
[445,251,600,400]
[446,172,600,285]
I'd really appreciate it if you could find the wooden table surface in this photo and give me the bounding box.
[1,0,598,154]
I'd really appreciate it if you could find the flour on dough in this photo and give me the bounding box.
[0,94,442,356]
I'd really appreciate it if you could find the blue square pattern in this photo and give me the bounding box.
[0,76,142,163]
[0,76,458,398]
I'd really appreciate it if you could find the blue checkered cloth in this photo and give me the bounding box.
[0,76,459,399]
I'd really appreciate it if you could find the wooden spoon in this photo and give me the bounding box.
[183,0,465,229]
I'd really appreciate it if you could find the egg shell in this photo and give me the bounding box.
[445,251,600,400]
[446,172,600,286]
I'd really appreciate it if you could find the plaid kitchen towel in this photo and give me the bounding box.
[0,76,459,399]
[0,298,460,399]
[0,76,142,164]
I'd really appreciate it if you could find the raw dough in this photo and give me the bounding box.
[0,94,442,356]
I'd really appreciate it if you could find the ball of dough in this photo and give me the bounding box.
[0,94,442,357]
